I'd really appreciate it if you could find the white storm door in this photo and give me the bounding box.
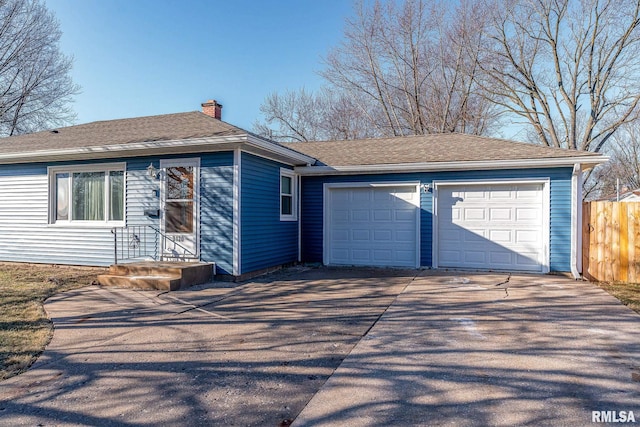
[436,182,548,272]
[324,183,420,268]
[160,158,200,259]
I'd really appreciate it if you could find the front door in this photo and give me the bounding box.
[160,158,199,260]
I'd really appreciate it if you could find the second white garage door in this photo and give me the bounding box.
[436,182,548,272]
[325,184,420,268]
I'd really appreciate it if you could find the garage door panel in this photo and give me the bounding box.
[464,208,486,221]
[396,230,416,242]
[437,183,545,272]
[490,208,512,221]
[373,229,392,241]
[489,229,512,243]
[373,210,392,221]
[332,230,350,241]
[516,229,540,243]
[395,250,416,263]
[353,191,371,202]
[373,249,392,261]
[464,251,487,263]
[352,229,370,241]
[516,207,540,221]
[395,209,416,221]
[352,249,370,261]
[352,210,370,221]
[489,251,513,264]
[327,185,418,268]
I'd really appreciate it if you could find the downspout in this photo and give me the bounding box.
[570,163,582,279]
[297,174,302,263]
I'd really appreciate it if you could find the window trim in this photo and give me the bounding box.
[48,162,126,226]
[280,168,298,221]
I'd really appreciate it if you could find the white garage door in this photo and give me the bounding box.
[325,185,419,267]
[436,183,547,272]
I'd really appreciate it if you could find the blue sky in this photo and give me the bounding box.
[45,0,353,130]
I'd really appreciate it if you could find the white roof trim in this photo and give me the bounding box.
[0,133,315,165]
[295,156,608,175]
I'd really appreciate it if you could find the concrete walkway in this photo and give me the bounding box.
[1,268,639,426]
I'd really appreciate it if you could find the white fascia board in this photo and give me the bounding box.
[245,135,316,166]
[0,135,248,164]
[294,156,609,175]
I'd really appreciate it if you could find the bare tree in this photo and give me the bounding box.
[0,0,79,137]
[585,121,640,199]
[255,0,500,141]
[253,87,379,142]
[321,0,499,137]
[481,0,640,153]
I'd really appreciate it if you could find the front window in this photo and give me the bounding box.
[50,164,125,224]
[280,169,297,221]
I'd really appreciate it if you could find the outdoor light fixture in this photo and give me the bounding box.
[147,163,159,179]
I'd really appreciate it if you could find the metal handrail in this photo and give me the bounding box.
[111,225,196,264]
[147,225,197,258]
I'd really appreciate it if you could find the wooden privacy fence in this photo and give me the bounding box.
[582,201,640,283]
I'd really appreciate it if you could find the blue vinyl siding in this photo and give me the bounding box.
[0,161,120,266]
[199,152,234,275]
[241,152,297,274]
[300,168,573,272]
[0,153,235,271]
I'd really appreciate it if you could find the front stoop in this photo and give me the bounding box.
[97,262,215,291]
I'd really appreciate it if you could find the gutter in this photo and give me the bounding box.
[294,156,608,175]
[0,133,316,166]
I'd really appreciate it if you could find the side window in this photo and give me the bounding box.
[280,169,297,221]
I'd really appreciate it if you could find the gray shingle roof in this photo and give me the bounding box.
[0,111,245,154]
[281,134,601,166]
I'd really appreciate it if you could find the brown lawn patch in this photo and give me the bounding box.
[595,281,640,315]
[0,262,103,380]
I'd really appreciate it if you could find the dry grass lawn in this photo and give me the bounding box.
[595,280,640,315]
[0,263,103,380]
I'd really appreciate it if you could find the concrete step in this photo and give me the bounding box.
[98,261,214,291]
[97,274,182,291]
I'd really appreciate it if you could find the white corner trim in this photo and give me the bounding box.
[233,149,241,276]
[571,163,582,279]
[294,157,608,175]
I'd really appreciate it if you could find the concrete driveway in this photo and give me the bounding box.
[0,268,638,426]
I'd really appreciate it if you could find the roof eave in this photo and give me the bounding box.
[245,135,316,166]
[294,156,609,175]
[0,133,316,166]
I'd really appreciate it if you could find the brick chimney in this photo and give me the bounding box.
[201,99,222,119]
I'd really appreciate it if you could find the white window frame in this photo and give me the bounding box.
[48,162,126,227]
[280,168,298,221]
